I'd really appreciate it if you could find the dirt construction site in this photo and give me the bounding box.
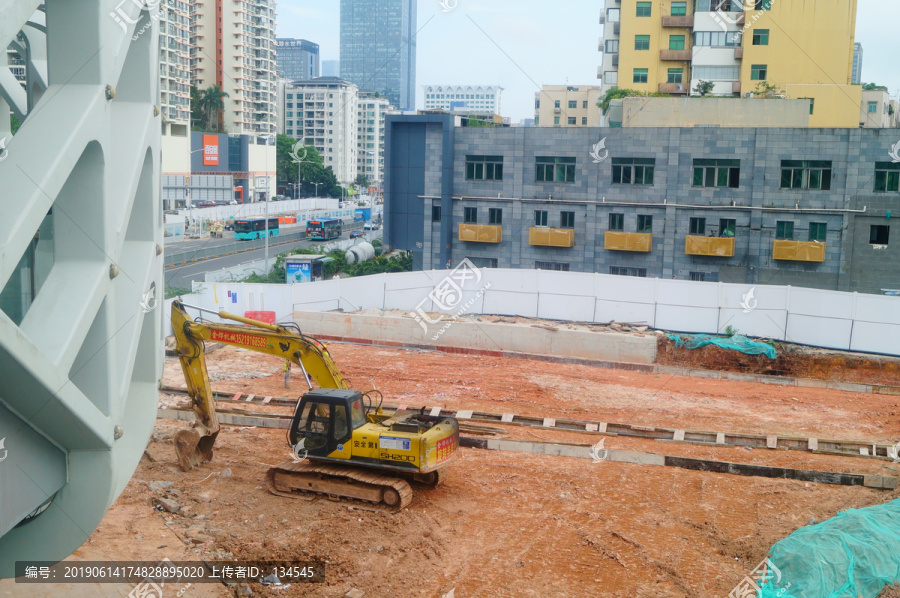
[19,322,900,598]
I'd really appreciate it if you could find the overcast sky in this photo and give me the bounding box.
[278,0,900,122]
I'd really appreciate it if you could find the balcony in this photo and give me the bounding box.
[734,47,743,60]
[604,232,652,252]
[459,224,502,244]
[529,228,575,248]
[661,15,694,27]
[660,49,692,61]
[658,82,688,94]
[685,236,735,257]
[772,240,825,263]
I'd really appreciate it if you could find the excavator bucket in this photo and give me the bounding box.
[174,428,219,472]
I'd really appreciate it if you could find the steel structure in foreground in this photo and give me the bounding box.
[0,1,161,577]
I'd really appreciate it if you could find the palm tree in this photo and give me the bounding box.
[199,85,229,132]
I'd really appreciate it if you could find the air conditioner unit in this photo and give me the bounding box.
[744,92,753,98]
[676,85,683,91]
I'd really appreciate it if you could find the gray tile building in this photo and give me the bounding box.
[277,38,320,81]
[384,114,900,295]
[339,0,416,111]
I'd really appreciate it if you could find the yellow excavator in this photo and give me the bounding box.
[170,300,459,509]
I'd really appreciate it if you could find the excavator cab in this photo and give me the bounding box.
[289,389,367,458]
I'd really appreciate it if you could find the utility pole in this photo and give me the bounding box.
[261,135,272,274]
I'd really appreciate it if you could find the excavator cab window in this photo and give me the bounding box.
[334,405,349,440]
[295,401,331,454]
[349,398,366,430]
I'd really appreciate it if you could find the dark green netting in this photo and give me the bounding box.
[757,500,900,598]
[667,333,777,359]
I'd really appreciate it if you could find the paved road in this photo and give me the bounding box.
[164,222,311,253]
[164,228,365,290]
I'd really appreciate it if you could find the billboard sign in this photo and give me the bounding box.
[203,134,219,166]
[286,261,312,284]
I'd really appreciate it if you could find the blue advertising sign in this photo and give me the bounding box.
[286,261,312,284]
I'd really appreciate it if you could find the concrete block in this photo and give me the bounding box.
[673,430,685,441]
[558,445,591,459]
[263,396,272,404]
[766,435,778,449]
[808,438,818,451]
[245,394,255,402]
[716,433,725,445]
[501,413,515,423]
[860,447,869,456]
[499,440,532,453]
[396,404,408,411]
[864,475,898,490]
[543,418,556,428]
[586,423,599,432]
[608,450,666,467]
[487,438,501,450]
[429,407,442,417]
[456,410,473,419]
[598,422,608,433]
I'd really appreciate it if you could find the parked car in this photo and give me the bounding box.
[363,221,380,231]
[196,201,217,208]
[350,229,364,239]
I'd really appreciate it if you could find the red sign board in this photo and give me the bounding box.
[203,134,219,166]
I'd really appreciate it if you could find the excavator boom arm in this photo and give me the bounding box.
[170,300,347,470]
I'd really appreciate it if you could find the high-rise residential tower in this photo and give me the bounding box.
[277,38,320,81]
[191,0,277,136]
[598,0,861,127]
[340,0,417,111]
[852,42,863,85]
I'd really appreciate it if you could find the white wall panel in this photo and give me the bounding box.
[786,314,853,351]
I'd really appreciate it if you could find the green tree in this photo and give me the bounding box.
[354,174,371,189]
[694,80,715,97]
[276,134,342,197]
[195,85,229,132]
[863,83,888,91]
[597,88,666,114]
[10,114,21,134]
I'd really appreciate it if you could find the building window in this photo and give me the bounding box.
[432,206,441,222]
[720,219,736,237]
[610,266,647,277]
[868,102,879,113]
[875,163,900,192]
[553,116,560,125]
[689,272,708,282]
[582,101,588,109]
[568,100,578,109]
[801,98,815,115]
[535,261,570,271]
[535,98,540,109]
[582,117,588,125]
[751,64,768,80]
[671,1,687,16]
[560,211,575,228]
[489,208,503,225]
[554,100,560,109]
[752,29,769,45]
[467,257,498,268]
[635,35,650,51]
[609,213,624,231]
[567,117,577,125]
[776,221,794,241]
[534,210,548,227]
[637,215,653,233]
[755,0,773,9]
[693,32,742,47]
[667,68,683,84]
[871,225,890,245]
[780,160,832,190]
[536,156,576,183]
[693,159,740,188]
[612,158,655,185]
[464,207,478,224]
[809,222,827,242]
[636,1,652,16]
[633,68,649,84]
[466,155,504,181]
[669,35,685,50]
[690,217,706,235]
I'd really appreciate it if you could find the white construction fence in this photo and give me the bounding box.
[163,269,900,357]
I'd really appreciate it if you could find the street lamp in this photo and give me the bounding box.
[311,181,321,197]
[258,134,273,274]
